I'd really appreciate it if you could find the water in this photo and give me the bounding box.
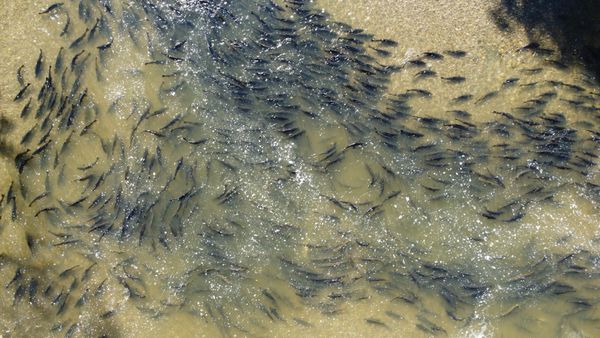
[0,0,598,337]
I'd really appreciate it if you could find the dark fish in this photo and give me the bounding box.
[97,38,113,51]
[13,285,26,305]
[65,323,77,338]
[54,239,81,246]
[442,76,466,84]
[407,59,426,67]
[475,91,498,104]
[182,137,207,145]
[61,14,71,36]
[422,51,443,60]
[406,89,432,97]
[80,119,97,136]
[16,65,25,86]
[20,98,32,119]
[54,47,64,73]
[88,18,101,41]
[545,59,568,70]
[502,78,519,87]
[414,69,437,79]
[29,192,49,207]
[6,268,23,288]
[373,38,398,47]
[517,42,554,55]
[293,317,313,327]
[13,83,31,102]
[521,67,543,74]
[78,157,99,171]
[171,39,187,52]
[370,47,392,57]
[78,0,91,21]
[35,49,44,78]
[69,28,89,49]
[39,2,63,14]
[452,94,473,103]
[28,279,38,303]
[520,81,538,88]
[34,206,59,217]
[365,318,389,329]
[71,49,86,69]
[444,50,467,58]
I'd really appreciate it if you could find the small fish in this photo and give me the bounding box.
[71,49,86,69]
[60,14,71,36]
[69,28,89,49]
[13,285,26,305]
[502,78,519,87]
[521,67,543,74]
[452,94,473,103]
[517,42,554,55]
[20,98,32,119]
[407,59,426,67]
[39,2,63,14]
[88,18,101,41]
[97,37,113,51]
[171,39,187,52]
[444,50,467,58]
[414,69,436,79]
[27,278,38,303]
[16,65,25,86]
[14,83,31,101]
[35,49,44,78]
[422,51,443,60]
[53,47,65,74]
[370,47,392,57]
[545,59,568,70]
[28,192,49,207]
[80,119,97,136]
[365,318,389,329]
[520,81,538,88]
[373,38,398,47]
[182,137,207,145]
[442,76,466,84]
[293,317,313,327]
[35,207,58,217]
[406,88,432,97]
[77,157,99,171]
[475,91,498,104]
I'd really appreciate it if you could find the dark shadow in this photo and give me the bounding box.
[490,0,600,80]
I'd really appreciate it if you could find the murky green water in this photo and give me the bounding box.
[0,0,598,337]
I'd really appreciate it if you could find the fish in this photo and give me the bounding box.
[69,28,89,49]
[475,91,498,104]
[365,318,389,329]
[39,2,63,15]
[407,59,426,67]
[19,98,33,119]
[444,50,467,58]
[406,88,432,97]
[372,38,398,47]
[545,59,568,70]
[414,69,437,79]
[61,14,71,36]
[452,94,473,103]
[521,67,543,74]
[442,76,466,84]
[517,42,554,56]
[502,77,519,87]
[422,51,443,60]
[35,49,44,78]
[16,65,25,86]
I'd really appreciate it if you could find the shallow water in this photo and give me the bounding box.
[0,0,598,337]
